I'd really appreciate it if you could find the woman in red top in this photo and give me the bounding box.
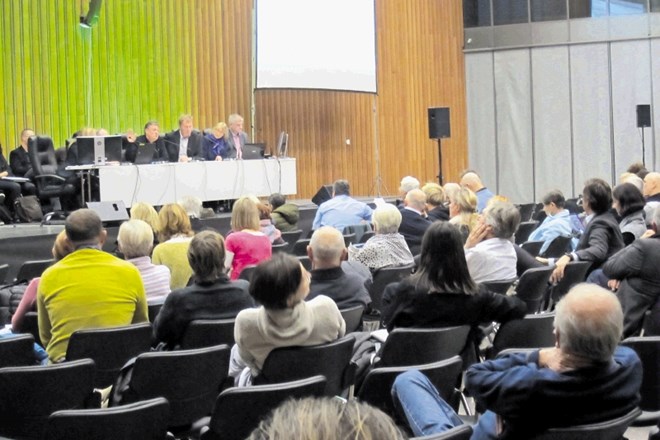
[225,197,272,280]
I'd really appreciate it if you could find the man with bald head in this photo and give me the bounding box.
[398,189,432,255]
[306,226,371,310]
[37,209,148,362]
[393,283,642,438]
[460,170,494,213]
[643,172,660,226]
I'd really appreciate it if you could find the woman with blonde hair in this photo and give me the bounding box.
[203,122,229,161]
[422,182,449,221]
[225,196,272,280]
[130,202,161,245]
[152,203,194,289]
[449,187,479,242]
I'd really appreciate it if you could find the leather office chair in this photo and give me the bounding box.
[621,336,660,426]
[180,318,236,349]
[199,376,327,440]
[376,326,470,368]
[66,323,153,388]
[44,397,169,440]
[0,334,35,368]
[0,359,95,439]
[27,136,76,212]
[339,305,364,333]
[488,313,555,359]
[514,266,554,314]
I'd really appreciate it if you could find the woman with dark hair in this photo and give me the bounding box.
[381,222,525,332]
[612,183,646,245]
[230,253,345,385]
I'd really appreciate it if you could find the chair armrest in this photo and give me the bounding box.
[34,174,67,183]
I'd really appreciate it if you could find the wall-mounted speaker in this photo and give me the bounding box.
[428,107,450,139]
[311,184,333,206]
[637,104,651,128]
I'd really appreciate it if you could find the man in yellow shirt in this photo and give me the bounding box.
[37,209,148,362]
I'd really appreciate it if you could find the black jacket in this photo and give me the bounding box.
[398,208,432,256]
[163,130,203,162]
[308,266,371,310]
[575,212,624,270]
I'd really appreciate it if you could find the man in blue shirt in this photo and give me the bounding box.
[460,171,493,213]
[527,190,573,255]
[312,179,372,231]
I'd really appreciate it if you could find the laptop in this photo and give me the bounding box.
[134,143,157,164]
[86,200,129,223]
[242,143,265,160]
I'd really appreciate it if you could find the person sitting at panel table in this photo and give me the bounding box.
[203,122,229,161]
[225,113,249,160]
[163,114,204,162]
[125,120,167,163]
[9,128,35,178]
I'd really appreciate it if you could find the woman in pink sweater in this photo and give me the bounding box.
[225,197,272,280]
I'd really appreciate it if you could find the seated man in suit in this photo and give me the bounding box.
[163,114,203,162]
[225,113,249,159]
[307,226,371,310]
[126,120,167,163]
[398,189,431,256]
[392,283,642,439]
[9,128,35,178]
[0,145,36,221]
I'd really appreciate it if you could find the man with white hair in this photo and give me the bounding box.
[392,283,642,438]
[225,113,249,159]
[398,176,420,206]
[643,172,660,226]
[460,170,494,213]
[398,189,431,255]
[620,172,644,193]
[306,226,371,310]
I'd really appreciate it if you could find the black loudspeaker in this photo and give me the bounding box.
[428,107,450,139]
[637,105,651,128]
[311,184,333,206]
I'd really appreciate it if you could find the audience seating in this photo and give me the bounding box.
[0,334,35,368]
[520,240,544,257]
[545,261,591,310]
[253,335,356,397]
[0,263,8,284]
[0,358,95,439]
[180,318,236,349]
[358,356,463,418]
[198,376,327,440]
[359,230,375,243]
[515,221,539,245]
[22,311,41,346]
[238,265,257,282]
[271,242,289,254]
[529,407,641,439]
[487,313,555,359]
[343,223,373,243]
[27,136,76,212]
[148,299,165,323]
[292,239,311,257]
[111,344,230,431]
[343,233,356,246]
[540,235,572,259]
[410,424,473,440]
[481,278,517,295]
[368,263,414,313]
[621,336,660,427]
[340,305,364,333]
[376,326,470,368]
[517,203,537,223]
[643,304,660,336]
[15,258,54,282]
[279,229,302,251]
[66,323,153,388]
[514,266,554,314]
[44,397,169,440]
[297,255,312,271]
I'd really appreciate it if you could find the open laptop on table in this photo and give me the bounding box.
[242,143,265,160]
[133,143,157,165]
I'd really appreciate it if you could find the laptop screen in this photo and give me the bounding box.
[243,143,265,160]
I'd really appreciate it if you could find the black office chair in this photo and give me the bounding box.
[410,424,473,440]
[514,266,554,314]
[488,313,555,359]
[254,335,356,397]
[199,376,327,440]
[0,334,35,368]
[520,240,543,257]
[376,326,471,368]
[111,344,230,431]
[292,239,311,257]
[369,264,415,313]
[28,136,76,212]
[621,336,660,426]
[540,235,573,258]
[340,305,364,333]
[44,397,170,440]
[180,318,236,349]
[515,221,539,245]
[15,258,54,282]
[481,278,517,295]
[529,407,641,440]
[66,323,153,388]
[280,229,303,252]
[546,261,591,310]
[0,359,95,440]
[358,356,463,418]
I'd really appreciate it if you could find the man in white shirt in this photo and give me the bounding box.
[164,114,203,162]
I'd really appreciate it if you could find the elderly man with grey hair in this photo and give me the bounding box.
[464,200,520,283]
[348,203,414,270]
[398,189,432,256]
[306,226,371,310]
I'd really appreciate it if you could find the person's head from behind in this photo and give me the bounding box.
[332,179,350,197]
[372,203,402,235]
[228,113,244,134]
[130,202,161,235]
[643,172,660,197]
[249,253,309,310]
[52,230,75,261]
[268,193,286,211]
[449,187,477,218]
[158,203,192,242]
[612,183,645,217]
[231,196,260,231]
[65,209,106,248]
[619,172,644,193]
[144,120,160,142]
[482,200,520,240]
[308,226,345,269]
[399,176,420,198]
[178,114,194,138]
[421,182,446,208]
[187,230,226,283]
[179,195,203,219]
[554,283,623,363]
[415,222,477,294]
[541,190,566,216]
[443,182,460,203]
[627,161,646,175]
[117,219,154,260]
[582,178,613,215]
[459,170,484,192]
[257,203,272,221]
[247,396,405,440]
[404,188,426,212]
[212,122,227,139]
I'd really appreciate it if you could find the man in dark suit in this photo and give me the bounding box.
[127,121,167,163]
[398,189,432,255]
[225,113,249,159]
[163,114,203,162]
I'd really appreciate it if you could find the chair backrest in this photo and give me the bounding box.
[529,407,641,440]
[202,376,327,440]
[255,335,356,396]
[0,334,35,368]
[297,255,312,271]
[15,258,54,282]
[359,230,375,244]
[271,242,289,254]
[292,238,311,256]
[410,424,473,440]
[490,313,555,358]
[481,278,517,295]
[238,265,257,282]
[122,344,230,428]
[515,221,539,245]
[521,240,544,257]
[549,261,591,305]
[517,203,537,223]
[642,299,660,336]
[44,397,169,440]
[340,305,364,333]
[148,299,165,323]
[541,235,573,258]
[180,318,236,349]
[22,311,42,346]
[358,356,463,418]
[343,233,356,246]
[343,223,373,243]
[66,323,153,388]
[0,263,9,284]
[280,229,303,251]
[369,264,415,311]
[28,135,58,174]
[0,359,95,440]
[514,266,554,314]
[378,326,471,367]
[621,336,660,413]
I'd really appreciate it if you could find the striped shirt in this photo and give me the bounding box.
[127,256,171,301]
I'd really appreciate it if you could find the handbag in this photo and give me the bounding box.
[15,195,43,222]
